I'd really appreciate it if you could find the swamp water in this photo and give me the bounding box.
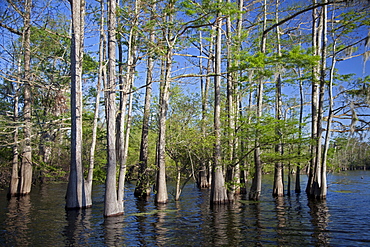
[0,171,369,246]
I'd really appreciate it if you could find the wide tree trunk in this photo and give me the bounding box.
[307,0,327,199]
[66,0,88,209]
[104,0,123,217]
[155,59,170,204]
[155,1,175,203]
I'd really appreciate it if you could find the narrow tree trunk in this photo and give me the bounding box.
[135,2,155,198]
[175,163,181,201]
[86,0,105,207]
[318,1,328,199]
[273,0,284,197]
[295,74,303,193]
[19,0,33,196]
[198,29,214,189]
[237,0,248,195]
[273,74,284,197]
[249,0,267,201]
[225,0,237,200]
[306,0,319,196]
[211,8,228,204]
[8,54,21,197]
[66,0,87,209]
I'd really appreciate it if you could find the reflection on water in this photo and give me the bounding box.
[308,199,330,246]
[0,171,369,246]
[5,195,32,246]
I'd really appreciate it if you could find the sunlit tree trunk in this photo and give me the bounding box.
[211,6,228,204]
[273,0,284,197]
[295,73,303,194]
[104,0,123,216]
[225,0,237,200]
[307,0,327,199]
[155,0,175,204]
[306,0,319,196]
[18,0,33,196]
[117,0,140,205]
[317,0,328,199]
[66,0,87,209]
[273,74,284,197]
[86,0,105,207]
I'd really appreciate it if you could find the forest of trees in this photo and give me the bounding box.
[0,0,369,216]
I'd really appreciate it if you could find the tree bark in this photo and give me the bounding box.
[104,0,123,217]
[211,8,228,204]
[155,0,174,204]
[8,52,21,197]
[249,0,267,201]
[273,0,284,197]
[198,29,214,189]
[86,0,105,207]
[135,2,155,198]
[273,74,284,197]
[66,0,87,209]
[19,0,33,196]
[306,0,320,196]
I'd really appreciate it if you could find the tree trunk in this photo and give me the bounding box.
[249,0,267,201]
[295,75,303,194]
[66,0,87,209]
[211,9,228,204]
[104,0,123,217]
[225,0,237,200]
[198,29,214,189]
[155,1,174,203]
[272,0,284,197]
[307,0,327,199]
[273,74,284,197]
[86,0,105,207]
[19,0,33,196]
[306,0,319,196]
[8,54,21,197]
[135,2,155,198]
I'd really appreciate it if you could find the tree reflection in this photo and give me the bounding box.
[308,200,330,246]
[275,196,287,246]
[134,198,155,245]
[5,195,31,246]
[64,209,92,246]
[103,214,125,245]
[154,203,169,245]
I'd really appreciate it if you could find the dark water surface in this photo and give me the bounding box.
[1,171,369,246]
